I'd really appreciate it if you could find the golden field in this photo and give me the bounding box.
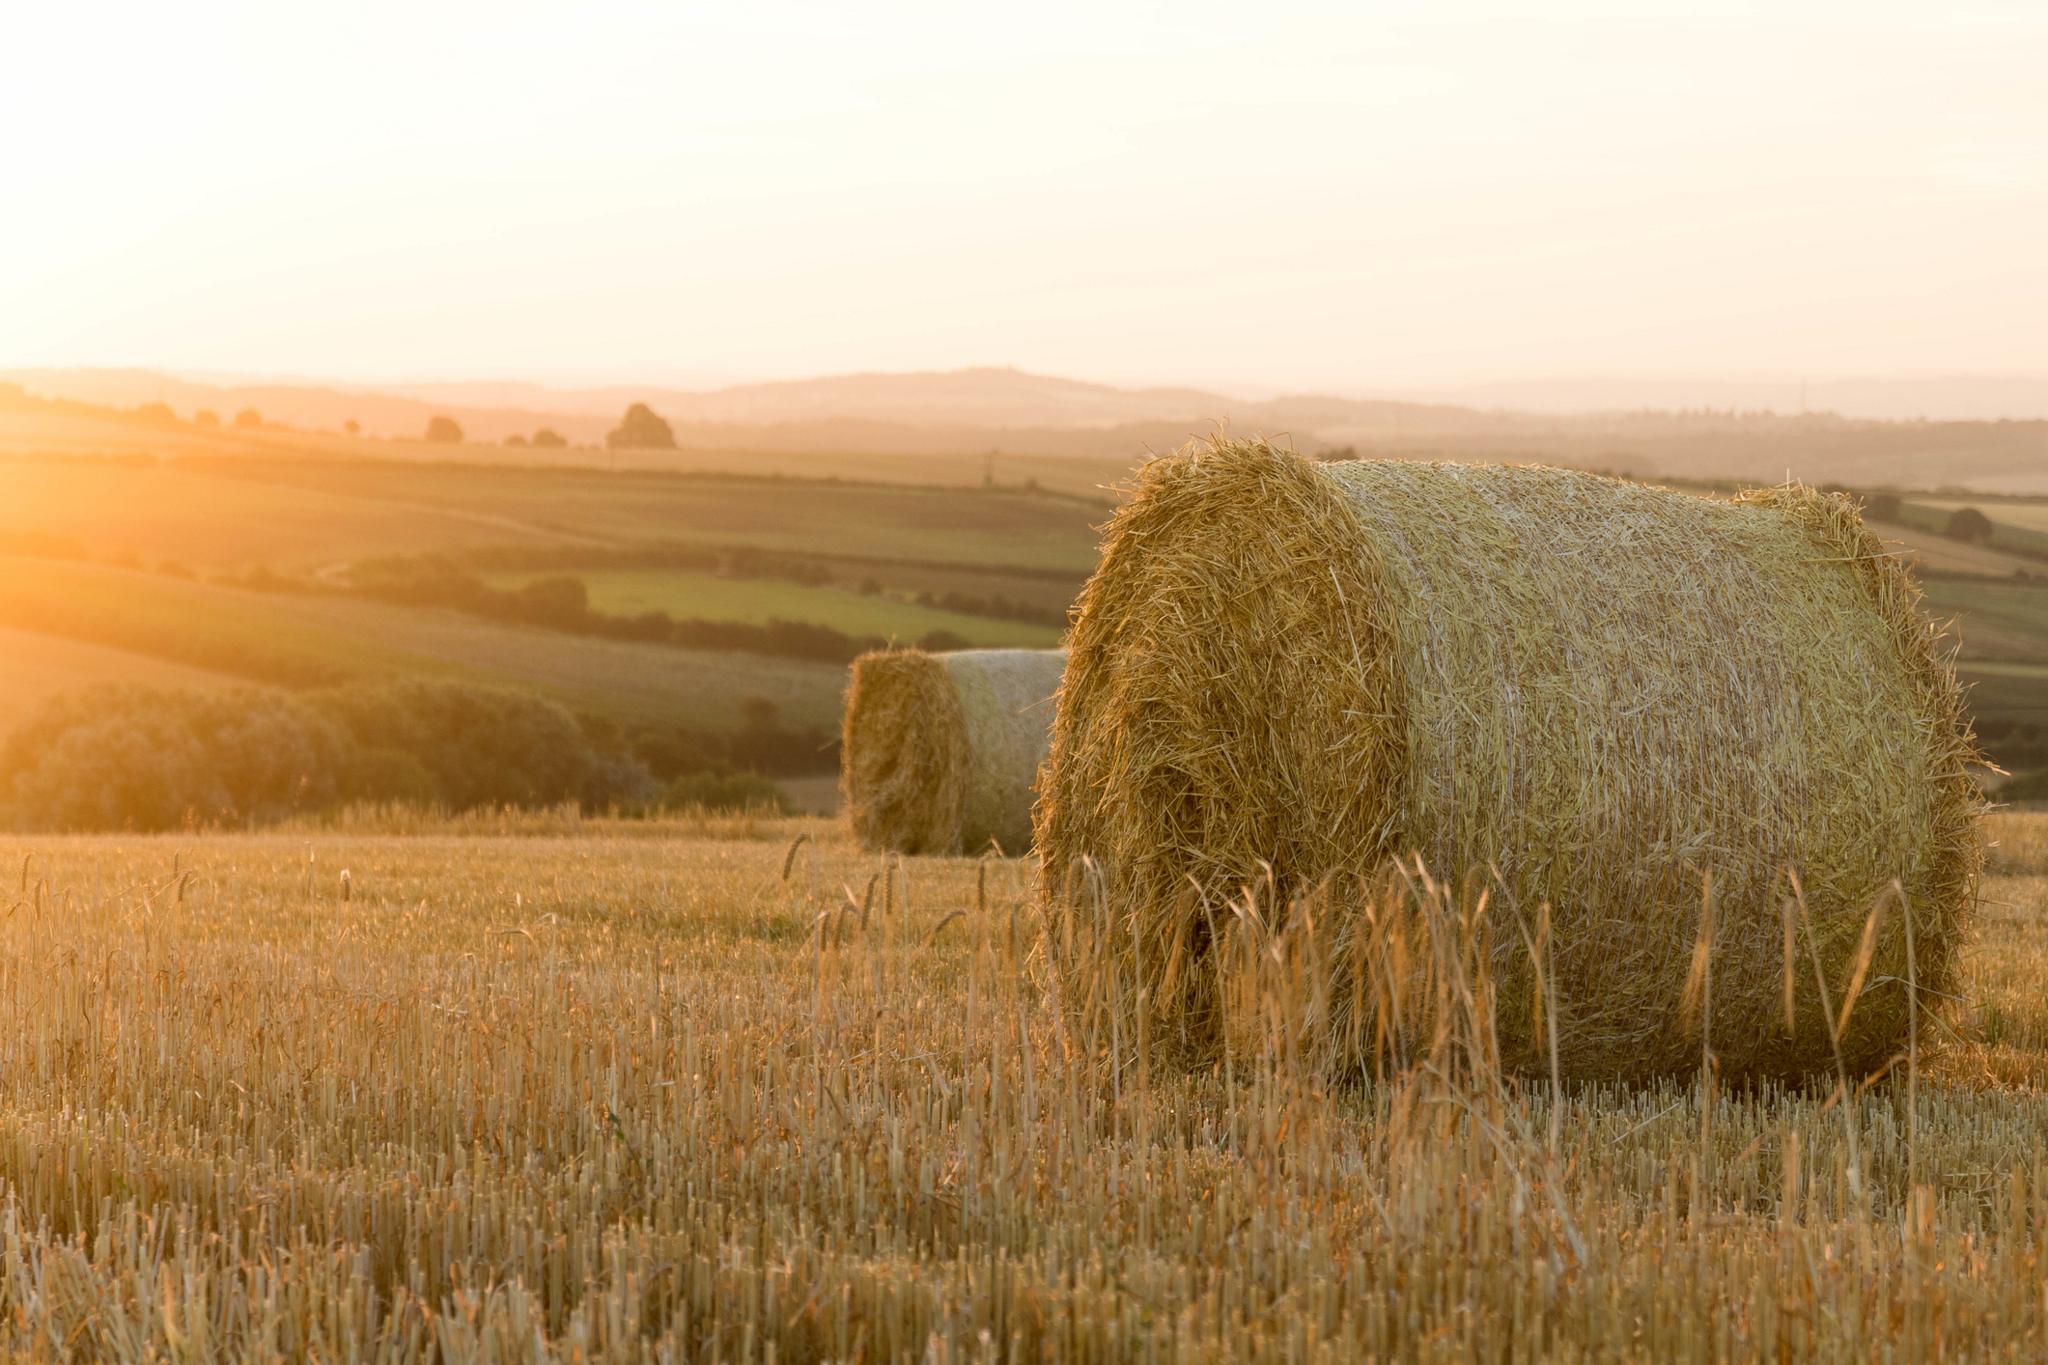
[0,812,2035,1360]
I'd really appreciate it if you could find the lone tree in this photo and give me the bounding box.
[343,418,361,435]
[424,415,464,444]
[606,403,676,451]
[232,408,262,428]
[531,428,568,449]
[1944,506,1995,544]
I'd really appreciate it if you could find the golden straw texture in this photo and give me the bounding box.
[843,648,1066,855]
[1038,438,1982,1082]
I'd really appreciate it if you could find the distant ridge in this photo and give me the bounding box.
[0,364,1594,443]
[1420,374,2048,424]
[14,363,2048,438]
[6,364,2045,494]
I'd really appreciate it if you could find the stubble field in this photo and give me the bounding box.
[0,812,2041,1360]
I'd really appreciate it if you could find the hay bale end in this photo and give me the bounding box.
[843,647,1066,855]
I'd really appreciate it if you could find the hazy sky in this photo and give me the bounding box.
[4,1,2043,392]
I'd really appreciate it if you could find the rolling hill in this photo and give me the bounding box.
[0,555,846,736]
[9,366,2046,494]
[0,380,2041,787]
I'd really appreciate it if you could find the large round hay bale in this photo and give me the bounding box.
[1038,438,1981,1082]
[842,647,1067,855]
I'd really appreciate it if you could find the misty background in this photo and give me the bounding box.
[4,1,2043,409]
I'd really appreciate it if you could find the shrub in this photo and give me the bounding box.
[663,769,791,814]
[0,680,654,831]
[514,576,590,625]
[626,725,725,781]
[339,745,443,806]
[0,686,350,831]
[309,679,651,811]
[1945,506,1995,543]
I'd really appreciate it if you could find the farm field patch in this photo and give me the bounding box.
[482,568,1062,648]
[1923,580,2048,667]
[1903,497,2048,560]
[1863,516,2044,578]
[0,454,577,572]
[197,459,1107,571]
[0,402,1142,497]
[0,556,845,730]
[1920,497,2048,535]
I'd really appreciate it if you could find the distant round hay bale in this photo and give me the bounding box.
[1038,438,1982,1082]
[842,647,1067,855]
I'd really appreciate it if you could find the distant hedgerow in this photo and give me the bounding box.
[0,680,656,831]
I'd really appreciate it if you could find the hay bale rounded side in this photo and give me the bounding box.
[843,647,1066,855]
[1037,438,1981,1082]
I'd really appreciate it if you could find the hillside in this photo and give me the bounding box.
[0,388,2041,788]
[0,556,845,735]
[9,367,2046,494]
[0,628,249,720]
[0,446,1103,779]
